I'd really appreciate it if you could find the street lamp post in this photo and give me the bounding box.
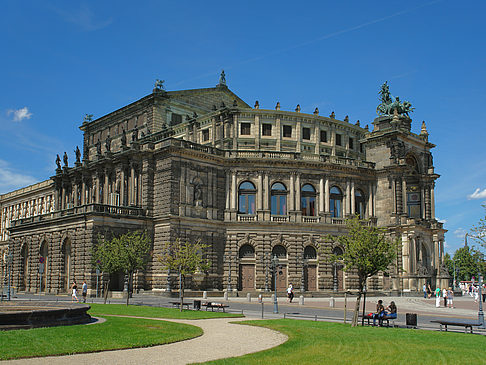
[272,255,279,314]
[478,273,485,329]
[7,253,13,301]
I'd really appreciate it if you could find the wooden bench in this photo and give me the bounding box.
[202,302,229,312]
[359,314,396,327]
[430,319,481,334]
[169,301,192,310]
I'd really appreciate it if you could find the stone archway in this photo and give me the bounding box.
[61,238,72,292]
[20,244,29,291]
[39,241,48,292]
[238,244,255,291]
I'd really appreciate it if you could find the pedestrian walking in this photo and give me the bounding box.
[435,287,441,308]
[443,288,448,307]
[71,281,79,303]
[423,284,427,298]
[447,287,454,308]
[286,284,294,303]
[82,281,88,303]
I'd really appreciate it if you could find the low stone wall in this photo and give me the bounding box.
[0,301,92,330]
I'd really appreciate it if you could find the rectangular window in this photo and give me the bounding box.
[283,125,292,138]
[262,123,272,136]
[240,123,251,135]
[202,129,209,141]
[360,143,364,153]
[302,127,311,140]
[171,113,182,125]
[336,134,342,146]
[349,137,354,150]
[320,130,327,143]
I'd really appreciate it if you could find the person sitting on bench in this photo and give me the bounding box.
[373,300,385,326]
[385,301,397,320]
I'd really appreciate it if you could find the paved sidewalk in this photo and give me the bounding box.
[4,316,287,365]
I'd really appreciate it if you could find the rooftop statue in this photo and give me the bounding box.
[83,114,94,123]
[155,79,165,90]
[63,152,68,167]
[218,70,226,86]
[55,154,61,170]
[376,81,414,116]
[75,146,81,164]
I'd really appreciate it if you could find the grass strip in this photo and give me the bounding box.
[202,319,486,364]
[0,316,201,360]
[88,303,243,319]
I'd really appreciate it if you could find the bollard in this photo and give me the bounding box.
[344,293,347,324]
[329,297,335,308]
[203,291,207,299]
[299,295,304,305]
[247,293,251,302]
[258,294,262,303]
[261,302,264,318]
[224,291,228,301]
[271,293,275,302]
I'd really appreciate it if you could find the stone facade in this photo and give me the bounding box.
[0,79,448,295]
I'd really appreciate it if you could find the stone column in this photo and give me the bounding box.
[324,178,330,213]
[431,183,436,220]
[81,180,86,205]
[289,174,295,212]
[402,180,407,214]
[232,115,238,149]
[319,177,324,214]
[230,170,237,210]
[263,173,269,211]
[225,170,230,210]
[433,235,440,271]
[61,187,66,210]
[368,183,373,218]
[295,174,301,213]
[350,181,355,215]
[420,186,425,219]
[296,120,301,152]
[396,177,402,215]
[424,185,431,220]
[120,169,125,206]
[129,165,135,205]
[104,173,109,204]
[314,124,320,155]
[211,117,216,146]
[275,117,281,150]
[345,181,350,216]
[257,172,263,210]
[254,114,260,150]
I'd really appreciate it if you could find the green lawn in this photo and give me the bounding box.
[0,316,201,360]
[88,303,243,319]
[203,319,486,365]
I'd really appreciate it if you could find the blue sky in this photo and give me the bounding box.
[1,1,485,254]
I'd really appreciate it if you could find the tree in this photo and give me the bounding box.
[330,216,398,327]
[93,231,151,305]
[157,239,209,311]
[471,204,486,249]
[447,246,485,282]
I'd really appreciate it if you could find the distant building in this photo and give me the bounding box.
[0,75,448,295]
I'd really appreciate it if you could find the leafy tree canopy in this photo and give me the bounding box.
[470,204,486,249]
[444,245,485,282]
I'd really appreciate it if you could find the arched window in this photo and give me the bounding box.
[271,183,287,215]
[330,186,343,218]
[39,241,48,292]
[332,246,344,256]
[301,184,316,216]
[239,244,255,258]
[20,244,28,290]
[238,181,256,214]
[355,189,365,219]
[304,246,317,259]
[61,239,72,291]
[272,245,287,258]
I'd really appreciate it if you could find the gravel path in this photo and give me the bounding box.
[4,317,288,365]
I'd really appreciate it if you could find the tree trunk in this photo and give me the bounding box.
[180,274,184,312]
[103,277,111,305]
[126,271,132,306]
[351,293,362,327]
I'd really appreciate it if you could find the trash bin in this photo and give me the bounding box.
[406,313,417,327]
[193,300,201,310]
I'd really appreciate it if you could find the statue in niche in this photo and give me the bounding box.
[55,154,61,169]
[63,152,68,167]
[105,134,112,152]
[75,146,81,164]
[121,128,127,146]
[132,126,138,142]
[96,139,102,155]
[194,183,203,207]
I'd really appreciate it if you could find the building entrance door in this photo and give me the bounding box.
[305,265,317,291]
[273,265,287,291]
[239,264,255,290]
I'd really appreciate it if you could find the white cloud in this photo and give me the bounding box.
[7,107,33,122]
[453,228,467,239]
[52,4,113,31]
[467,188,486,200]
[0,160,37,194]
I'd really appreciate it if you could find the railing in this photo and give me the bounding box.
[271,215,290,222]
[303,216,320,223]
[10,204,145,227]
[331,218,346,225]
[143,137,375,169]
[237,214,257,222]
